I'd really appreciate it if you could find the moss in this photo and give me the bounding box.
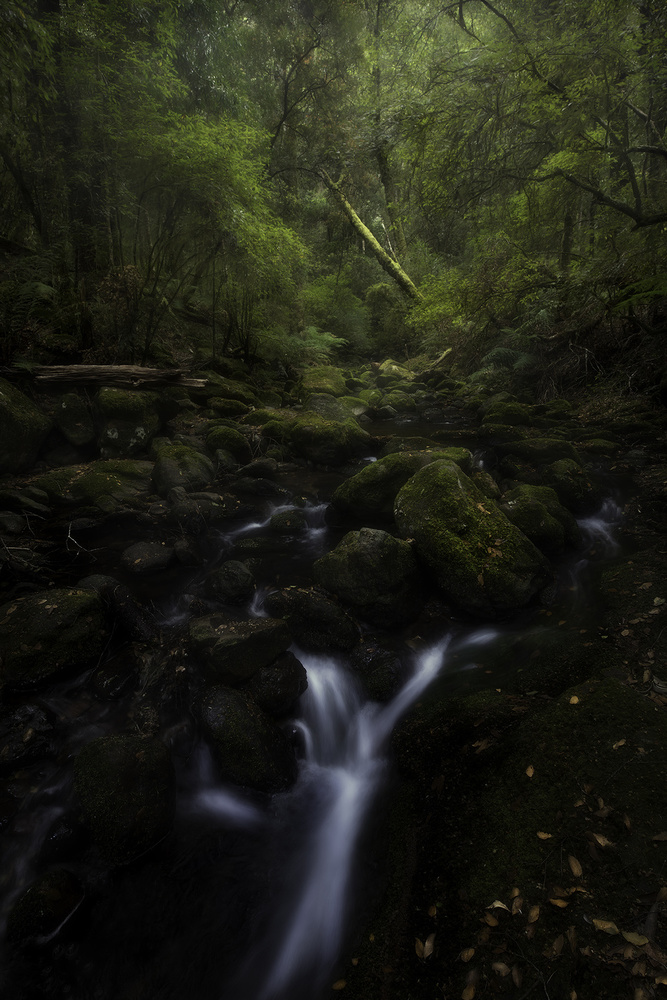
[299,364,348,397]
[288,413,371,465]
[394,461,551,616]
[0,376,52,473]
[205,424,252,463]
[382,389,416,412]
[31,460,153,511]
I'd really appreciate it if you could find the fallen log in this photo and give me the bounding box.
[32,365,207,388]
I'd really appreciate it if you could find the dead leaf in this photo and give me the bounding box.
[587,832,615,848]
[526,765,535,778]
[512,965,522,988]
[423,933,435,958]
[592,918,620,935]
[332,980,346,990]
[459,948,475,963]
[550,934,565,957]
[537,831,552,840]
[483,913,498,927]
[623,931,649,946]
[569,696,580,705]
[512,895,523,915]
[613,739,626,749]
[528,905,540,923]
[462,987,475,1000]
[415,938,424,958]
[474,738,492,753]
[657,887,667,902]
[651,831,667,841]
[510,887,521,898]
[492,962,510,976]
[568,856,583,877]
[549,898,569,908]
[428,904,437,918]
[487,900,510,912]
[573,798,585,807]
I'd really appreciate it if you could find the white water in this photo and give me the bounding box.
[252,630,499,999]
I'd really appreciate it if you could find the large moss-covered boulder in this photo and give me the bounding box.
[481,401,533,426]
[502,436,581,466]
[288,414,371,466]
[188,615,291,684]
[543,458,603,513]
[394,461,551,616]
[0,588,106,689]
[151,443,215,496]
[0,377,51,473]
[95,388,162,458]
[499,484,581,555]
[205,424,252,464]
[32,460,153,512]
[191,372,259,407]
[55,392,96,447]
[300,365,348,397]
[332,449,473,520]
[205,560,256,604]
[74,734,175,865]
[264,586,361,652]
[375,359,414,387]
[381,389,416,412]
[313,527,424,627]
[198,685,297,792]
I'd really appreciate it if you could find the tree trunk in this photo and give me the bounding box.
[376,144,408,260]
[320,172,421,301]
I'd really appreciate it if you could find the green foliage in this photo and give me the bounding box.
[300,269,371,355]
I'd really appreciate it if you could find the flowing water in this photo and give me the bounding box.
[0,486,624,1000]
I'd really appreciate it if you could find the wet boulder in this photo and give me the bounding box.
[264,586,361,653]
[499,484,581,555]
[243,650,308,717]
[164,488,241,529]
[305,392,354,422]
[332,449,473,520]
[198,685,298,792]
[501,436,581,466]
[6,868,85,947]
[0,377,51,474]
[190,371,259,408]
[120,540,176,574]
[350,637,405,702]
[374,359,414,388]
[313,527,424,628]
[32,460,153,512]
[188,615,292,684]
[74,734,175,865]
[394,460,551,617]
[151,443,215,497]
[381,389,416,413]
[0,588,107,690]
[205,560,256,604]
[288,413,371,466]
[95,388,162,458]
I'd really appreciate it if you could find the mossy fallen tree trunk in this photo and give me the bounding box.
[31,365,207,388]
[320,171,422,302]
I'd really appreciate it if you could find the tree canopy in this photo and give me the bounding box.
[1,0,665,391]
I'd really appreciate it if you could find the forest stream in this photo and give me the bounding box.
[1,380,666,1000]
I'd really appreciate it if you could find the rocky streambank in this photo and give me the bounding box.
[0,358,666,999]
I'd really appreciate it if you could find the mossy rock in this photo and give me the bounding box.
[240,407,286,427]
[499,483,581,554]
[188,615,292,684]
[190,372,259,407]
[313,527,424,628]
[0,588,107,690]
[208,396,251,417]
[95,388,162,458]
[375,359,414,387]
[74,734,174,866]
[0,377,52,473]
[264,586,361,653]
[476,423,533,444]
[358,388,384,408]
[205,424,252,463]
[198,685,298,792]
[481,401,533,426]
[32,459,153,511]
[151,444,215,497]
[543,458,603,513]
[204,560,255,604]
[288,413,371,466]
[304,392,354,422]
[502,436,582,466]
[332,451,471,520]
[381,389,416,413]
[394,461,551,616]
[300,365,348,397]
[55,392,96,447]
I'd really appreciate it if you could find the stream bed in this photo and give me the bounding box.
[0,450,626,1000]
